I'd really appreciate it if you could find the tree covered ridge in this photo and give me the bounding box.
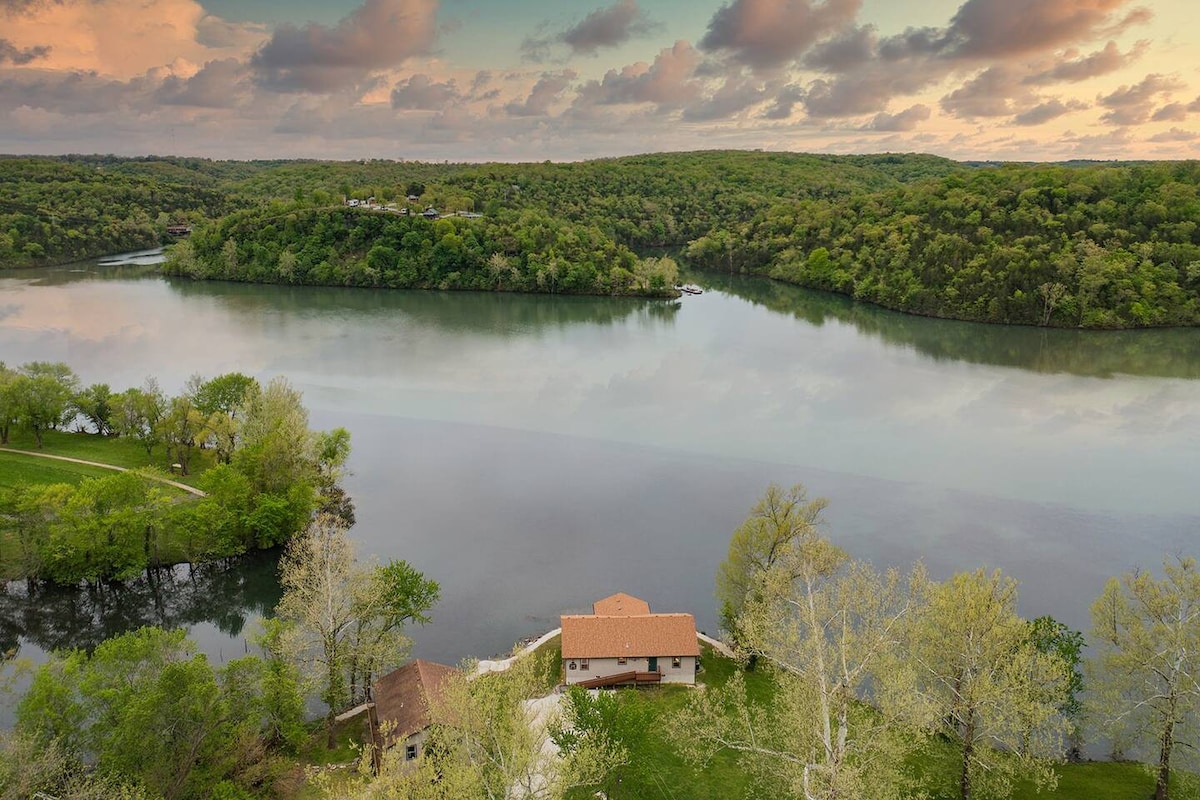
[4,152,1200,327]
[166,206,681,298]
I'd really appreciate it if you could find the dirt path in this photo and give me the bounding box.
[0,447,207,497]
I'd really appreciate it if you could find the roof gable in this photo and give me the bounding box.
[592,592,651,616]
[373,659,458,744]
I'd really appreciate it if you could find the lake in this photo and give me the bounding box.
[1,250,1197,668]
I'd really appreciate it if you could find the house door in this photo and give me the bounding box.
[648,656,658,672]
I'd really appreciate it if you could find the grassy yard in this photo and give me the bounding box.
[0,450,118,489]
[564,645,1164,800]
[0,429,214,486]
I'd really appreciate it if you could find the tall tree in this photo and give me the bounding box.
[71,383,114,435]
[903,569,1071,800]
[157,395,207,475]
[716,483,829,652]
[275,513,438,747]
[13,362,78,447]
[236,377,316,495]
[0,362,19,444]
[111,380,166,457]
[683,508,925,800]
[1089,556,1200,800]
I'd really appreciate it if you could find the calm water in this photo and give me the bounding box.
[1,250,1197,668]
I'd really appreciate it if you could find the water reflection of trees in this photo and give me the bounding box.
[165,278,680,336]
[699,272,1200,380]
[0,551,282,656]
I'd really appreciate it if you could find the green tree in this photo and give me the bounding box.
[157,395,207,475]
[1089,556,1200,800]
[235,377,316,495]
[71,383,114,436]
[552,686,652,799]
[13,362,78,447]
[684,513,925,800]
[0,731,154,800]
[188,372,258,418]
[17,626,299,800]
[716,483,829,653]
[903,569,1071,800]
[0,362,19,444]
[275,513,438,747]
[112,381,167,457]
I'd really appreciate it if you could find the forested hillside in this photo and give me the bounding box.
[4,152,1199,327]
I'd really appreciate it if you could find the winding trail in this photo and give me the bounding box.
[0,447,207,497]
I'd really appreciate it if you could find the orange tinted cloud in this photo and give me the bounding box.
[2,0,266,78]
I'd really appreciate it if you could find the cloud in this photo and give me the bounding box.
[195,14,269,50]
[0,68,146,114]
[1148,127,1197,142]
[251,0,438,92]
[866,103,930,131]
[1151,102,1188,122]
[503,70,575,116]
[942,0,1150,59]
[941,66,1031,118]
[0,0,265,79]
[521,0,660,62]
[788,0,1152,120]
[573,40,702,112]
[1024,40,1146,85]
[762,82,803,119]
[803,25,874,72]
[681,75,769,121]
[1011,98,1087,125]
[562,0,659,55]
[0,37,49,65]
[156,57,250,108]
[699,0,861,70]
[1098,73,1183,126]
[390,73,460,109]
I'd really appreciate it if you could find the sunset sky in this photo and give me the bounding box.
[1,0,1197,161]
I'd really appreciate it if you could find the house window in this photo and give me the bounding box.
[569,661,577,670]
[580,659,589,670]
[405,744,418,761]
[672,657,682,669]
[617,656,627,665]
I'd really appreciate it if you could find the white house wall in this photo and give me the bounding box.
[563,655,696,685]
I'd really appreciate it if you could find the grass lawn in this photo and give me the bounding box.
[0,451,118,489]
[564,646,1169,800]
[0,429,214,486]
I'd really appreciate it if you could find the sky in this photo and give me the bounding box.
[0,0,1197,161]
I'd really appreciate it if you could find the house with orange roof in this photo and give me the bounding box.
[561,593,700,687]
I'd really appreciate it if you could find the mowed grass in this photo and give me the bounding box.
[564,646,1165,800]
[0,451,118,490]
[0,429,214,486]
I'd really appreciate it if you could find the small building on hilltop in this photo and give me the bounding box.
[373,659,457,763]
[561,593,699,687]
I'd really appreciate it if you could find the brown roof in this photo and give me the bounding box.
[592,592,651,616]
[561,613,700,659]
[373,659,457,745]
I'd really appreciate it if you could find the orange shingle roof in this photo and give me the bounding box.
[561,613,700,659]
[592,592,651,616]
[373,659,457,746]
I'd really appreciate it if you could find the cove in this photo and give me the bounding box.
[0,251,1196,668]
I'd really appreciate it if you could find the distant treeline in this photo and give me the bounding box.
[3,152,1199,327]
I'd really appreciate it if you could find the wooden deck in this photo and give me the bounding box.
[575,670,662,689]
